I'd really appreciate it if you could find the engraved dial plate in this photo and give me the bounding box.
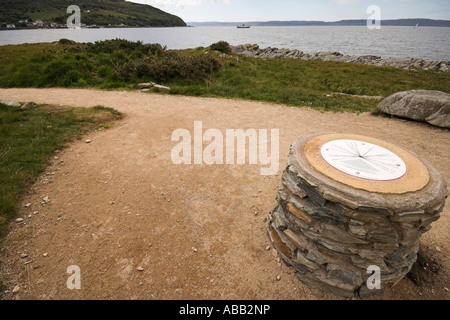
[320,139,407,181]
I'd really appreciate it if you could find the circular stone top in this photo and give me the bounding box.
[320,139,407,181]
[303,134,430,194]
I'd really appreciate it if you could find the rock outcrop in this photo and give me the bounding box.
[233,44,450,73]
[377,90,450,128]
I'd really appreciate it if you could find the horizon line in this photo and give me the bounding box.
[187,18,450,23]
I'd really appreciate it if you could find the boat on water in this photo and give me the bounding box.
[237,24,250,29]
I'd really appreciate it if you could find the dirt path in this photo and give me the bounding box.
[0,88,448,300]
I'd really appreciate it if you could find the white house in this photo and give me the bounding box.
[33,19,44,27]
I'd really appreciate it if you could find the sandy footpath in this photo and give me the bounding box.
[0,88,448,300]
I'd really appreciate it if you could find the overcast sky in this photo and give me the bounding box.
[127,0,450,22]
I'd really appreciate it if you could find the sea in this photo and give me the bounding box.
[1,26,449,61]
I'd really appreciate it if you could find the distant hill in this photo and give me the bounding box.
[189,19,450,27]
[0,0,186,27]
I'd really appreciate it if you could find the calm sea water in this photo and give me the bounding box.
[1,26,449,61]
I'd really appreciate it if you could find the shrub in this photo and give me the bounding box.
[210,41,232,54]
[0,40,223,88]
[59,38,75,45]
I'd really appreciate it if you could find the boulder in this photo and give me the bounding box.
[377,90,450,128]
[0,99,21,107]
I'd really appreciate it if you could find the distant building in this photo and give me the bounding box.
[18,19,28,23]
[33,19,44,27]
[6,24,16,29]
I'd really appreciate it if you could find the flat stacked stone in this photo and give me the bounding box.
[267,134,448,298]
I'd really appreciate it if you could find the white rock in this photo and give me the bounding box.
[153,84,171,92]
[12,285,20,294]
[0,99,21,107]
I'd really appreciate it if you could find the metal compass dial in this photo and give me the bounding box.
[320,139,407,181]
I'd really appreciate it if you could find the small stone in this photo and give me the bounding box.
[43,253,48,257]
[42,196,50,203]
[15,218,24,223]
[192,247,198,253]
[21,102,36,110]
[20,253,28,259]
[33,211,39,215]
[266,246,271,251]
[12,285,20,294]
[153,84,171,92]
[85,138,92,144]
[444,287,449,293]
[436,246,442,253]
[24,203,31,208]
[136,82,155,89]
[137,267,144,271]
[277,275,281,281]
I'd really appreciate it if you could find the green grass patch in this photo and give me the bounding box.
[167,53,450,112]
[0,40,449,113]
[0,103,122,238]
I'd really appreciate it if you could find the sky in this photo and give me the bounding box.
[127,0,450,22]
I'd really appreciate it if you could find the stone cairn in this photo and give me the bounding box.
[267,134,448,298]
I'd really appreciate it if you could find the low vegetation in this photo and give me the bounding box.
[210,41,233,55]
[0,103,123,237]
[0,39,222,89]
[0,39,449,113]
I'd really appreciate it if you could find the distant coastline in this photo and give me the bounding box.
[188,18,450,27]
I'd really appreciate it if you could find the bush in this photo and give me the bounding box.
[0,40,223,88]
[59,38,76,45]
[210,41,232,54]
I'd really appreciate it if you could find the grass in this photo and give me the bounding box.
[0,103,123,238]
[168,52,450,113]
[1,40,449,113]
[0,40,222,89]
